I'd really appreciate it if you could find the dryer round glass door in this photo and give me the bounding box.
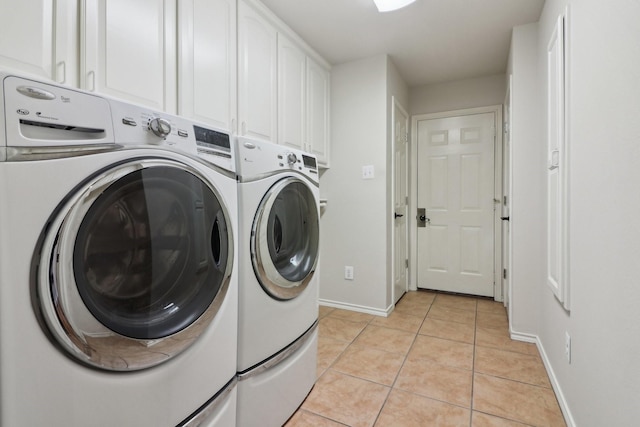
[36,157,233,371]
[251,177,319,300]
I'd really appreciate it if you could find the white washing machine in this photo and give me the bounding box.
[0,73,238,426]
[235,137,320,427]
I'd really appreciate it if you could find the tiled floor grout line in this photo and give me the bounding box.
[469,302,479,427]
[370,302,433,426]
[307,293,565,426]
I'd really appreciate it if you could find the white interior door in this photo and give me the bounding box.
[393,98,409,304]
[416,112,496,297]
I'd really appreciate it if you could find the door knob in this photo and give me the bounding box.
[417,208,430,227]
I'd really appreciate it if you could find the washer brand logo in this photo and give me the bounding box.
[16,85,56,100]
[60,96,71,103]
[16,109,29,115]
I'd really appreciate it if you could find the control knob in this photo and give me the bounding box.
[286,152,297,166]
[148,117,171,138]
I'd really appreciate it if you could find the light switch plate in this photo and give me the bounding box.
[362,165,374,179]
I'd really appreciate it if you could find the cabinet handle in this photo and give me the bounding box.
[87,71,96,92]
[56,61,66,84]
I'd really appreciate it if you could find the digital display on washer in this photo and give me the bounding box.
[302,154,317,170]
[193,125,230,152]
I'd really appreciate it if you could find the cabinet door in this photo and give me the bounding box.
[0,0,77,86]
[178,0,236,132]
[238,0,277,142]
[277,34,305,151]
[82,0,176,112]
[306,59,330,166]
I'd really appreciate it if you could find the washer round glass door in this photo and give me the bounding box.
[37,157,233,371]
[251,176,319,300]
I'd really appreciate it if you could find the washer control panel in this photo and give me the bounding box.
[2,74,114,149]
[109,99,196,155]
[109,98,235,172]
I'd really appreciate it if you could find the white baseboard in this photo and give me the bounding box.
[318,298,392,317]
[510,330,576,427]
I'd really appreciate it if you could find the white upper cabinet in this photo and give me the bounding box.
[277,34,306,151]
[277,33,330,166]
[240,0,330,166]
[238,0,278,142]
[306,57,330,166]
[1,0,329,164]
[178,0,236,132]
[0,0,78,86]
[81,0,177,112]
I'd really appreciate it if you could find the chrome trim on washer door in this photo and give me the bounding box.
[251,177,320,300]
[36,157,234,371]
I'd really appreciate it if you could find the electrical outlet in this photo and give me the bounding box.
[344,266,354,280]
[565,332,571,363]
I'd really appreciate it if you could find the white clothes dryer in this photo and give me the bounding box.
[235,137,320,427]
[0,73,237,426]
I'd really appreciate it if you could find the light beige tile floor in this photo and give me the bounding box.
[286,291,566,427]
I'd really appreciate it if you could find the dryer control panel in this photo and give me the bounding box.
[235,137,319,184]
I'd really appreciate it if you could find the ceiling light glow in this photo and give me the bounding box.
[373,0,416,12]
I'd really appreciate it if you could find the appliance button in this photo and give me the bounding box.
[178,129,188,137]
[122,118,137,126]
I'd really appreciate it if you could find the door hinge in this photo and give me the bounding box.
[405,259,409,269]
[503,268,508,280]
[405,196,409,205]
[503,195,508,206]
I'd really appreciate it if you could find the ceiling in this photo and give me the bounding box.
[260,0,545,87]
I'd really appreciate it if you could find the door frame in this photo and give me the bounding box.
[504,76,513,311]
[409,105,504,301]
[391,96,410,304]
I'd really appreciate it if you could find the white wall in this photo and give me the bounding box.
[320,54,409,313]
[409,74,506,115]
[319,55,389,313]
[509,1,640,425]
